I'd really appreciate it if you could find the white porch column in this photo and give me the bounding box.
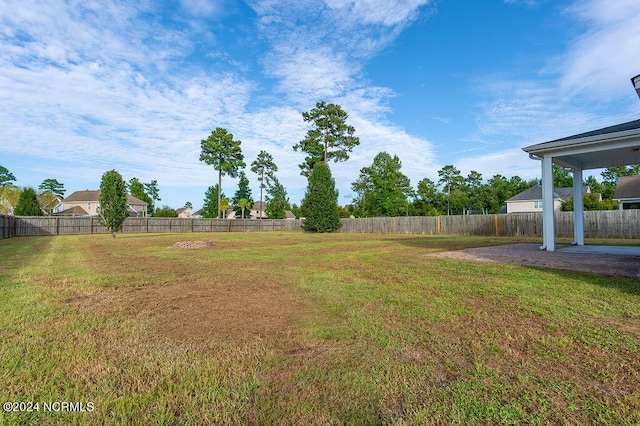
[541,155,555,251]
[572,168,584,246]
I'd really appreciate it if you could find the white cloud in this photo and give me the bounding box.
[471,0,640,156]
[456,148,541,182]
[1,0,438,208]
[558,0,640,99]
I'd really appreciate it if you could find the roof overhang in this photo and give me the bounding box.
[522,119,640,170]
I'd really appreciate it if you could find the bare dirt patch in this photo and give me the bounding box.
[169,240,213,249]
[75,237,311,349]
[426,243,640,277]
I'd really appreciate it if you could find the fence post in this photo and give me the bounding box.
[191,218,194,233]
[494,214,499,237]
[437,216,441,235]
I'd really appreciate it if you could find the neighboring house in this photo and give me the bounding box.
[58,190,148,217]
[613,175,640,210]
[251,201,267,219]
[176,207,194,218]
[190,203,295,219]
[506,185,590,213]
[38,194,63,215]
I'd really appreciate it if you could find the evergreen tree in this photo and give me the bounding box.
[38,178,66,197]
[144,180,160,213]
[265,176,290,219]
[14,187,43,216]
[250,151,277,220]
[0,166,16,187]
[231,171,254,218]
[199,128,245,218]
[98,170,128,237]
[293,101,360,177]
[438,165,464,215]
[302,162,341,232]
[202,185,225,218]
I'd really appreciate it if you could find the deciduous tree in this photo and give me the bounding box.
[98,170,128,237]
[128,178,152,217]
[293,101,360,176]
[356,152,412,217]
[0,185,20,215]
[200,128,245,218]
[154,206,178,217]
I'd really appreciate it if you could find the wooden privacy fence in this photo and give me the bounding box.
[338,210,640,238]
[0,216,303,238]
[1,210,639,240]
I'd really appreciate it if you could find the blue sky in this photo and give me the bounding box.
[2,0,640,210]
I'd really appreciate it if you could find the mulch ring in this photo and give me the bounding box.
[425,243,640,278]
[169,240,213,249]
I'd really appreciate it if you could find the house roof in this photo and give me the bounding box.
[522,118,640,170]
[63,190,148,205]
[285,210,296,219]
[613,175,640,200]
[176,207,193,215]
[506,185,588,202]
[57,206,89,216]
[252,201,266,210]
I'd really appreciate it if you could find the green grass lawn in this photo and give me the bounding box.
[1,232,639,425]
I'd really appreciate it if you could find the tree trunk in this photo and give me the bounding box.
[259,170,264,219]
[218,169,222,219]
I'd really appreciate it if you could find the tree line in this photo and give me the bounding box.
[2,98,638,233]
[198,101,358,232]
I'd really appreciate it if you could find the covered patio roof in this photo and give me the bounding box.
[522,118,640,251]
[523,118,640,170]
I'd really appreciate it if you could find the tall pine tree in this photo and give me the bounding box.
[199,128,245,218]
